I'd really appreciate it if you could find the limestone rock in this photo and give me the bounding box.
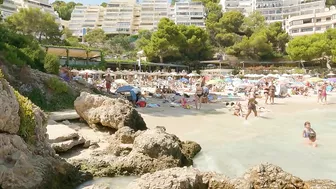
[49,110,80,121]
[115,126,136,144]
[181,141,202,159]
[304,179,336,189]
[132,127,183,160]
[47,123,79,143]
[127,167,208,189]
[202,172,234,189]
[74,92,147,131]
[0,78,20,134]
[51,137,86,153]
[232,163,305,189]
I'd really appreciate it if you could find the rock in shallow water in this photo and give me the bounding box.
[74,92,147,131]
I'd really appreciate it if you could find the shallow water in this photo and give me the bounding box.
[193,108,336,180]
[76,177,137,189]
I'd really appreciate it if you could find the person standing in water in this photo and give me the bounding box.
[195,83,203,110]
[269,81,276,104]
[245,89,258,120]
[302,121,317,147]
[321,83,327,104]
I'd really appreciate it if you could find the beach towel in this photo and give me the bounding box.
[147,104,160,108]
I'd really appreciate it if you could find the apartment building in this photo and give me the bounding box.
[68,5,105,36]
[0,0,60,20]
[170,1,205,28]
[139,0,169,30]
[285,6,336,36]
[221,0,326,22]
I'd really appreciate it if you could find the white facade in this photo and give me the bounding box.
[221,0,326,22]
[67,0,206,36]
[139,0,169,31]
[170,1,205,28]
[286,6,336,36]
[0,0,60,21]
[68,5,105,36]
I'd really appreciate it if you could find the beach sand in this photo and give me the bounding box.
[137,93,336,180]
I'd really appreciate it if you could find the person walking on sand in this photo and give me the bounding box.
[269,82,276,104]
[321,83,327,104]
[105,74,112,93]
[245,89,258,120]
[195,83,203,110]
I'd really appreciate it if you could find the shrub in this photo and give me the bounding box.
[14,90,36,144]
[0,69,4,78]
[46,77,68,94]
[44,54,60,74]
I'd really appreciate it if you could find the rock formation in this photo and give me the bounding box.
[47,123,90,153]
[74,92,147,131]
[127,163,336,189]
[0,77,90,189]
[70,127,202,177]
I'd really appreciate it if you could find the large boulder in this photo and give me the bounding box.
[0,78,91,189]
[231,163,305,189]
[74,92,147,131]
[71,127,202,177]
[127,167,234,189]
[0,78,20,134]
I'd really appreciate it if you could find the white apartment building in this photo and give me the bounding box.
[102,0,139,34]
[170,1,205,28]
[286,6,336,36]
[221,0,326,22]
[139,0,169,30]
[0,0,60,21]
[68,5,105,36]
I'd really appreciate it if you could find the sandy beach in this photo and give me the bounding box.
[137,93,336,180]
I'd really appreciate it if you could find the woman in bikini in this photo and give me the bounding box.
[245,90,258,120]
[269,82,276,104]
[264,82,269,104]
[195,83,203,110]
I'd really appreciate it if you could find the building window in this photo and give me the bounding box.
[292,29,298,33]
[303,19,312,24]
[315,27,321,31]
[301,27,313,32]
[326,17,331,21]
[326,25,331,29]
[316,18,321,22]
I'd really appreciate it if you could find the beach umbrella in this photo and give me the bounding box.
[307,77,323,83]
[187,73,199,77]
[282,74,290,77]
[327,73,335,76]
[115,79,128,85]
[71,69,79,73]
[290,82,305,87]
[115,85,134,93]
[207,79,224,85]
[179,78,189,83]
[224,77,232,82]
[303,75,311,78]
[327,78,336,82]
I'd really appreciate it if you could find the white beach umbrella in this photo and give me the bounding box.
[71,69,79,73]
[187,73,199,77]
[115,79,128,85]
[303,75,311,78]
[327,73,335,76]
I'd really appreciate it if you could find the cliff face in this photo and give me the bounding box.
[0,75,91,189]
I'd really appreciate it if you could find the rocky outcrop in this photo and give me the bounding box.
[47,123,89,153]
[232,163,305,188]
[0,78,20,134]
[0,77,90,189]
[127,164,336,189]
[74,92,147,131]
[181,141,202,159]
[127,167,234,189]
[71,127,201,177]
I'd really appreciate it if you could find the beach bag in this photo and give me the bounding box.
[137,101,146,108]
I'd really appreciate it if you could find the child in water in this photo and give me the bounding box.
[302,121,317,147]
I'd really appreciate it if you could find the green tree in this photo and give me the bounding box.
[84,28,106,47]
[218,11,245,34]
[5,8,61,44]
[52,1,83,20]
[326,0,336,7]
[286,34,328,64]
[242,11,266,36]
[105,35,135,58]
[178,25,213,61]
[265,22,289,54]
[136,30,152,50]
[101,2,107,7]
[44,54,60,74]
